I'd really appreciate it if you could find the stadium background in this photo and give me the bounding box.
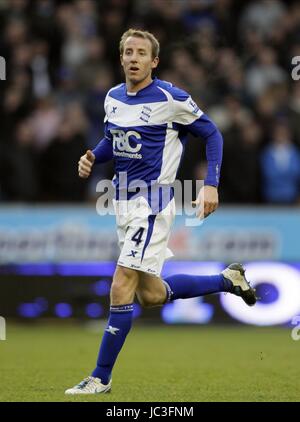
[0,0,300,402]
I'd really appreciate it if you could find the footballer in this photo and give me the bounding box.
[65,29,257,395]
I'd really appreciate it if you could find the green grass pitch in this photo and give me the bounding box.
[0,323,299,402]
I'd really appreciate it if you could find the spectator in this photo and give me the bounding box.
[245,46,288,99]
[0,0,299,205]
[261,121,300,204]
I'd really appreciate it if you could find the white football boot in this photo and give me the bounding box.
[65,376,111,395]
[222,263,257,306]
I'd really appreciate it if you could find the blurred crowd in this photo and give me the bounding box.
[0,0,300,205]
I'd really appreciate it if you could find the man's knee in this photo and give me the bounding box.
[111,266,139,305]
[137,290,166,308]
[136,274,168,308]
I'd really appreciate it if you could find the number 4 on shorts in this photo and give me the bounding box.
[131,227,145,247]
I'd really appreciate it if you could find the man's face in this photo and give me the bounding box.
[121,36,159,85]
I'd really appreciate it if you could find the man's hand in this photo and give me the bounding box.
[78,150,95,178]
[191,185,219,219]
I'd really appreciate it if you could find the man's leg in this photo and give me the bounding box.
[136,271,167,308]
[163,272,231,301]
[136,271,228,308]
[136,264,257,308]
[91,266,139,383]
[65,265,139,395]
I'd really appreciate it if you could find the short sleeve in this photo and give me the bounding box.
[173,94,203,126]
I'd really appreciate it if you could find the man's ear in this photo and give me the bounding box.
[151,56,159,70]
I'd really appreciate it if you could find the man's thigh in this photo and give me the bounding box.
[116,197,175,277]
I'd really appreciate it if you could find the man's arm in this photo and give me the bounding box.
[92,136,113,164]
[79,90,114,179]
[78,91,114,180]
[188,114,223,219]
[78,137,113,179]
[188,114,223,218]
[172,91,223,184]
[172,90,223,218]
[187,113,223,188]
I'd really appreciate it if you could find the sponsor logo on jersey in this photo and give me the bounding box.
[111,129,142,159]
[188,99,200,115]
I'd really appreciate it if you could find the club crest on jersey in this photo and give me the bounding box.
[139,105,152,123]
[111,129,142,159]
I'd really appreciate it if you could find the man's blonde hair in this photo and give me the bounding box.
[119,28,160,59]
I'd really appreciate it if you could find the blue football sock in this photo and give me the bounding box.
[164,273,231,301]
[92,304,133,384]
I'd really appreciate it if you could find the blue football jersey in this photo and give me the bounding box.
[103,78,204,190]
